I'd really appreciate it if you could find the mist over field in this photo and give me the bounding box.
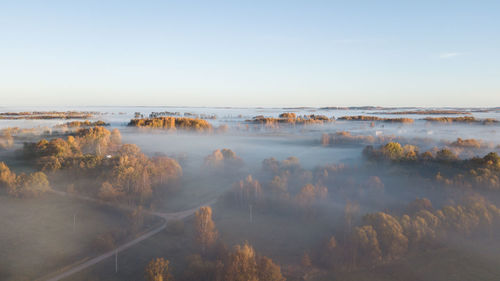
[0,107,500,281]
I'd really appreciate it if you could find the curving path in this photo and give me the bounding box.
[40,190,216,281]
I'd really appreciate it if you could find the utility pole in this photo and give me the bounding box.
[249,204,253,223]
[73,214,76,232]
[115,250,118,273]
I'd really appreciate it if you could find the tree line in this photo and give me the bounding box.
[21,126,182,205]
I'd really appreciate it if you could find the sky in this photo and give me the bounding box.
[0,0,499,107]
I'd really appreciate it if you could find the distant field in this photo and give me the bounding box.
[0,194,140,281]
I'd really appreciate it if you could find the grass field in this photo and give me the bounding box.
[65,217,197,281]
[0,193,147,281]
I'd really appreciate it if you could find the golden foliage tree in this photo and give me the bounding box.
[224,242,258,281]
[145,258,173,281]
[257,256,286,281]
[363,212,408,261]
[351,225,382,267]
[195,206,218,253]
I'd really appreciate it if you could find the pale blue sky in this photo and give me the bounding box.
[0,0,499,107]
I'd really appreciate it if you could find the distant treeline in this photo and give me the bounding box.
[321,131,404,146]
[247,113,333,127]
[128,116,213,132]
[148,111,217,119]
[0,111,98,120]
[336,115,498,125]
[54,120,109,128]
[320,106,386,110]
[372,110,472,115]
[423,116,498,124]
[338,116,414,123]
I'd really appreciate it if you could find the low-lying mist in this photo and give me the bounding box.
[1,107,500,281]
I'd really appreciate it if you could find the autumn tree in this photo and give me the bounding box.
[195,206,218,253]
[381,142,404,160]
[98,182,122,201]
[223,242,258,281]
[15,172,51,197]
[0,162,51,197]
[0,162,16,190]
[407,198,433,215]
[266,176,289,201]
[436,148,457,161]
[204,149,243,170]
[295,183,327,216]
[150,156,183,189]
[363,212,408,261]
[301,252,312,268]
[128,206,145,234]
[344,201,360,238]
[351,225,382,267]
[320,236,339,270]
[231,175,263,206]
[257,256,286,281]
[110,128,122,149]
[0,132,14,149]
[145,258,173,281]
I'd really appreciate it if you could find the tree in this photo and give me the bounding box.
[145,258,173,281]
[0,132,14,149]
[351,225,382,267]
[436,149,457,161]
[231,175,263,206]
[295,183,327,216]
[365,176,384,193]
[296,184,316,208]
[381,142,404,160]
[224,242,258,281]
[195,206,218,253]
[257,256,286,281]
[98,182,122,201]
[321,133,330,146]
[321,236,339,270]
[301,252,312,268]
[151,156,183,188]
[266,176,289,201]
[344,201,360,237]
[0,162,16,189]
[407,198,433,214]
[11,171,51,197]
[363,212,408,261]
[128,206,145,234]
[0,162,51,197]
[110,128,122,149]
